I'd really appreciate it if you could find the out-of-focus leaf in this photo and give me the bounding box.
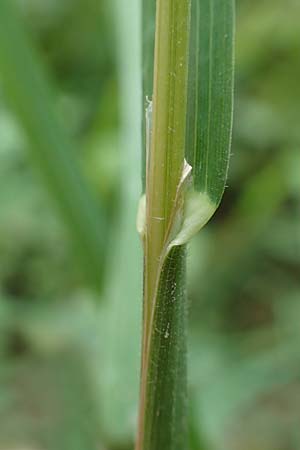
[189,325,300,449]
[0,353,101,450]
[94,0,142,444]
[0,0,106,291]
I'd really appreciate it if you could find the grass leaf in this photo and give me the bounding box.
[186,0,235,207]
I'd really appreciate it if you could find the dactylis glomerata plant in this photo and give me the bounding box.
[0,0,235,447]
[136,1,235,449]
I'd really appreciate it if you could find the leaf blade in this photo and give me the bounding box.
[187,0,235,206]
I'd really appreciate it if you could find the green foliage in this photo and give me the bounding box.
[0,0,299,449]
[0,0,107,290]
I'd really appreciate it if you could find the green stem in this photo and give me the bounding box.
[145,0,191,313]
[136,1,191,449]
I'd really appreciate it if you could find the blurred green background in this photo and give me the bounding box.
[0,0,299,449]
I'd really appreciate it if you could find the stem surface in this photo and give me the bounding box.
[136,1,191,449]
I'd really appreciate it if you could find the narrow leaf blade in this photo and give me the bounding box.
[187,0,235,206]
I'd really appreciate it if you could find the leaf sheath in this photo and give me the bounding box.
[142,246,187,450]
